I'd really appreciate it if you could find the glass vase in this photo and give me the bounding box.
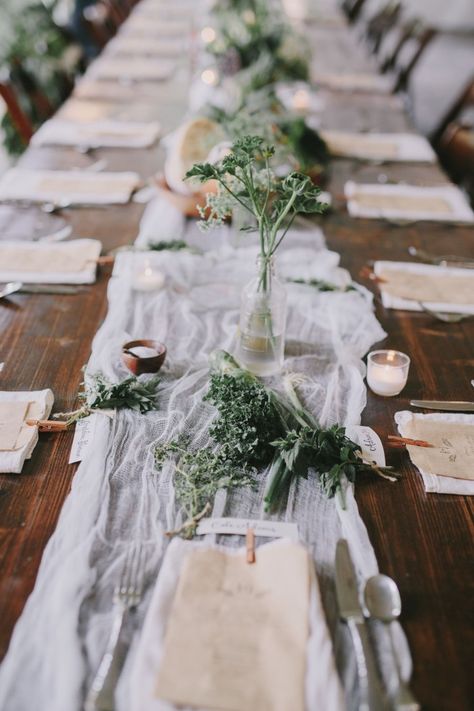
[235,257,287,376]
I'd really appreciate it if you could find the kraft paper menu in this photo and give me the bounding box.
[354,193,452,215]
[0,241,99,273]
[404,420,474,481]
[378,269,474,305]
[155,542,310,711]
[0,402,29,451]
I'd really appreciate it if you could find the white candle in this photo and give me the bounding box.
[133,260,165,292]
[201,68,218,86]
[201,26,216,44]
[292,89,310,112]
[367,350,410,397]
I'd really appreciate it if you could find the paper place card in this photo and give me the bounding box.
[374,261,474,314]
[345,425,386,467]
[321,131,436,163]
[402,419,474,482]
[0,169,140,206]
[196,517,299,540]
[345,181,474,223]
[0,402,29,451]
[155,542,309,711]
[32,119,161,149]
[69,415,99,464]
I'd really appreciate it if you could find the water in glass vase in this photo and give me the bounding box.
[235,258,287,376]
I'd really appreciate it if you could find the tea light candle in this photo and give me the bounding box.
[201,26,216,43]
[201,67,218,86]
[133,259,165,292]
[292,88,310,112]
[367,350,410,397]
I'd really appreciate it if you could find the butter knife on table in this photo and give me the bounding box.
[410,400,474,412]
[335,539,389,711]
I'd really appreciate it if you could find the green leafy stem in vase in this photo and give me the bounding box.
[185,135,328,291]
[53,372,161,425]
[154,350,398,537]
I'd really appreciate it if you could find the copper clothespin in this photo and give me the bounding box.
[26,419,69,432]
[387,435,434,448]
[246,528,256,564]
[359,266,387,284]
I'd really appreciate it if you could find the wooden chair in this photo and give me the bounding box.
[431,78,474,145]
[0,72,34,147]
[365,1,402,55]
[82,1,120,50]
[379,19,436,93]
[437,124,474,204]
[341,0,368,22]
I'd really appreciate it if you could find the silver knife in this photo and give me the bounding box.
[335,539,389,711]
[410,400,474,412]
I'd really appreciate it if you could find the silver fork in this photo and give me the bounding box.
[85,543,147,711]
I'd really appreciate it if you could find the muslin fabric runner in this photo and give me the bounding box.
[0,202,413,711]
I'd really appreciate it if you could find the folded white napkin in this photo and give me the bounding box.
[312,72,393,93]
[395,411,474,495]
[134,195,186,248]
[88,58,176,82]
[0,239,102,284]
[0,390,54,473]
[0,168,140,206]
[129,538,345,711]
[32,119,161,149]
[321,131,436,162]
[105,35,185,57]
[345,181,474,223]
[374,261,474,314]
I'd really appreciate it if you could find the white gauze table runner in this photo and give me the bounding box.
[0,199,414,711]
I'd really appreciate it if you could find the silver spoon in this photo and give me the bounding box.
[364,575,420,711]
[0,281,22,300]
[418,302,472,323]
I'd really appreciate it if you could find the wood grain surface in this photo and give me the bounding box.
[0,5,473,710]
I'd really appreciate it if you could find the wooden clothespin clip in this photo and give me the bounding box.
[26,419,69,432]
[96,255,115,266]
[359,266,387,284]
[387,435,434,448]
[246,527,256,564]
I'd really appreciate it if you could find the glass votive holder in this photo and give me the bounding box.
[367,350,410,397]
[133,257,165,292]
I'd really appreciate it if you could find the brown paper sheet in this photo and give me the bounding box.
[0,242,98,273]
[404,420,474,481]
[155,543,310,711]
[326,133,399,160]
[379,269,474,305]
[0,402,29,451]
[353,192,453,214]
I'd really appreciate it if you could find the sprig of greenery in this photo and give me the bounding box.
[289,278,356,292]
[186,135,328,284]
[154,351,397,535]
[54,372,161,424]
[147,240,192,252]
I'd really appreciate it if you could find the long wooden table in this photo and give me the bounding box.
[0,4,473,710]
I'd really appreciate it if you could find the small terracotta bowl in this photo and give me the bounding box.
[122,339,167,375]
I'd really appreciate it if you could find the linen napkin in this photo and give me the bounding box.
[374,261,474,314]
[32,119,161,149]
[312,72,393,93]
[105,35,184,57]
[345,181,474,223]
[120,17,187,38]
[321,131,436,162]
[87,58,176,82]
[395,411,474,495]
[0,168,140,205]
[129,538,345,711]
[0,390,54,473]
[0,239,102,284]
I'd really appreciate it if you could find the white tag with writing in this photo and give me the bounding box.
[345,425,386,466]
[196,517,299,541]
[69,414,98,464]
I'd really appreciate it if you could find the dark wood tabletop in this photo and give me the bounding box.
[0,6,473,711]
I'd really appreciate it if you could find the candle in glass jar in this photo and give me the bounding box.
[367,350,410,397]
[133,259,165,292]
[292,89,310,112]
